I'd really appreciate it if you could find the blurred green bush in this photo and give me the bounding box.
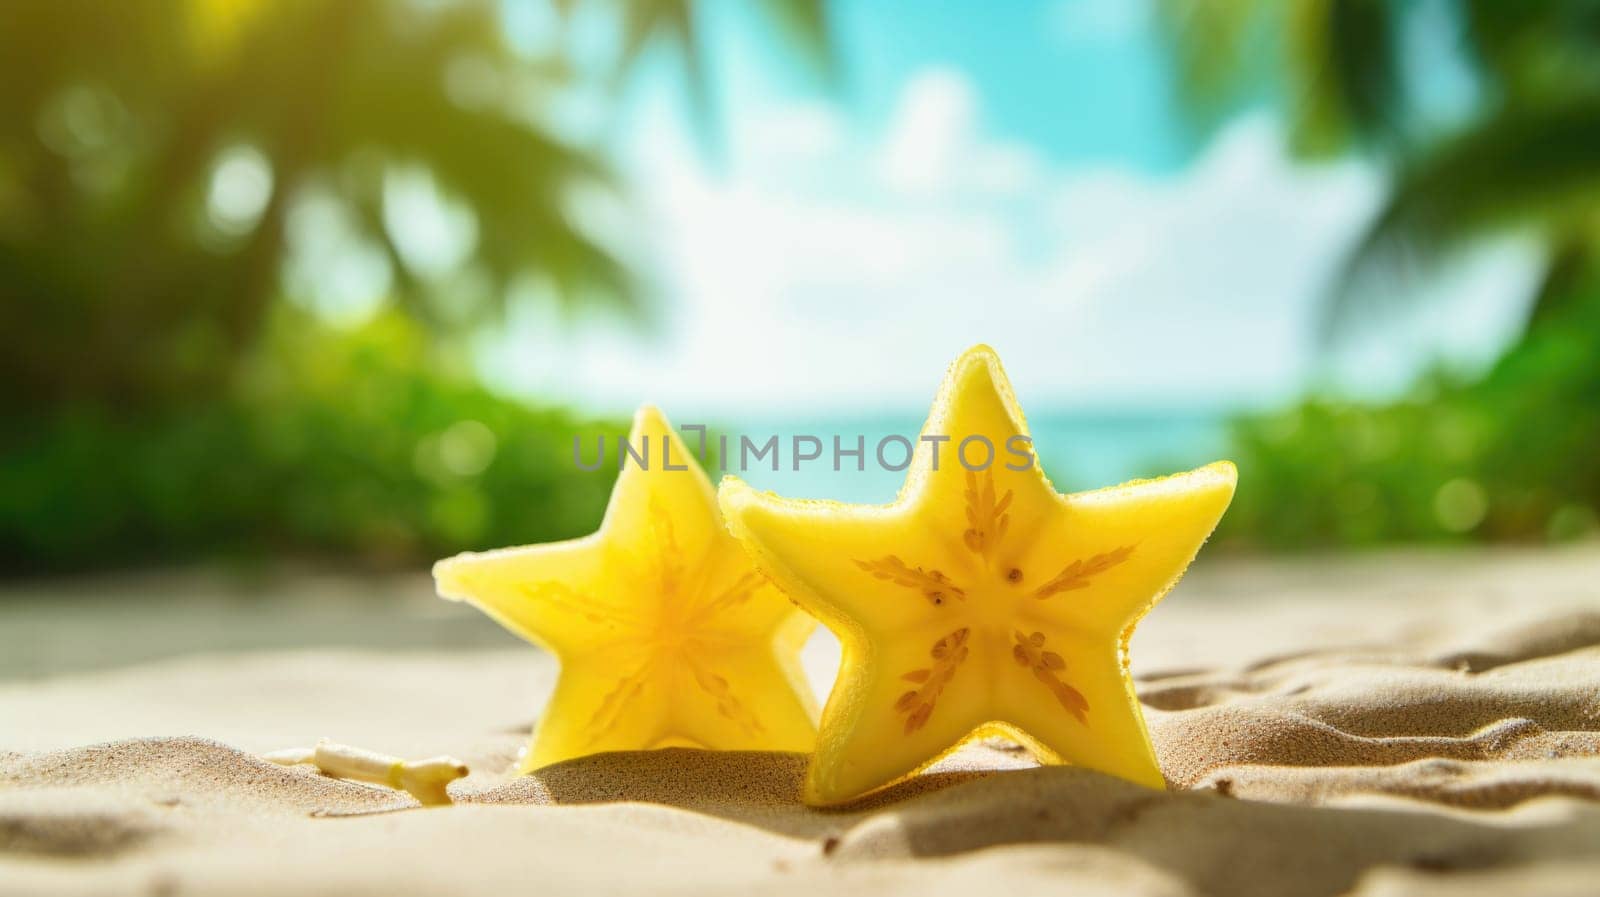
[0,311,625,573]
[1164,1,1600,550]
[1216,288,1600,550]
[0,0,827,576]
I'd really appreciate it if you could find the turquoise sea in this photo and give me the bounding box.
[703,408,1233,504]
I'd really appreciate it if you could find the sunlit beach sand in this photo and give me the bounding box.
[8,1,1600,895]
[4,548,1598,896]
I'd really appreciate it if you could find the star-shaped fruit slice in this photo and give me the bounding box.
[719,345,1236,805]
[434,406,818,772]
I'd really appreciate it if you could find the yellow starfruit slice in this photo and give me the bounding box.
[434,405,818,772]
[719,345,1236,805]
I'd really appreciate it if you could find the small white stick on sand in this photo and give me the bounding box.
[263,741,468,806]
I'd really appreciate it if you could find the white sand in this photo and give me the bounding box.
[2,547,1599,896]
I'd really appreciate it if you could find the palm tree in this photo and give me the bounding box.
[1161,1,1600,546]
[1159,0,1600,340]
[0,0,830,408]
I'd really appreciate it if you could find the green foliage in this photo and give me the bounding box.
[0,312,627,573]
[1160,0,1600,334]
[0,0,631,408]
[1161,0,1600,550]
[0,0,834,574]
[0,0,834,410]
[1217,287,1600,550]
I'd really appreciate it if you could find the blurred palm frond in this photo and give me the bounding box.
[1158,0,1600,343]
[0,0,620,405]
[0,0,837,408]
[1330,93,1600,338]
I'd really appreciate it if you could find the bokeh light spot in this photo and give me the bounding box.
[439,420,498,478]
[206,144,274,237]
[1433,478,1488,533]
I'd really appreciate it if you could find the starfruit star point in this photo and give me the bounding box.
[719,345,1237,805]
[434,404,819,773]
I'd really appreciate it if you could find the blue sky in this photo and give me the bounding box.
[769,0,1190,171]
[480,0,1539,418]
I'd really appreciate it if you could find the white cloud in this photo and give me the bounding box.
[480,67,1538,417]
[742,101,847,172]
[1050,0,1152,43]
[877,69,977,194]
[875,69,1046,200]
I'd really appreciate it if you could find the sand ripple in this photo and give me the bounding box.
[3,554,1599,895]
